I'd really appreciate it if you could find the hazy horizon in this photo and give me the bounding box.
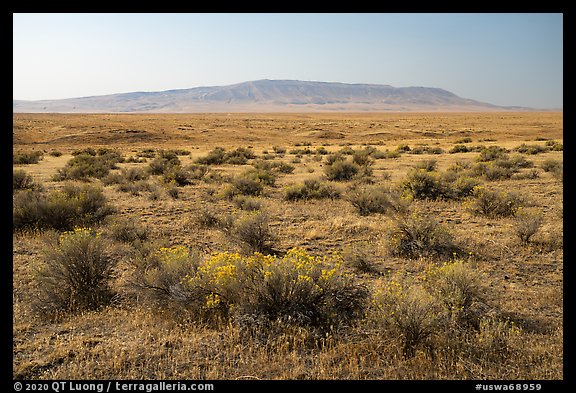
[13,13,563,109]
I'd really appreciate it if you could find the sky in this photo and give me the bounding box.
[13,13,563,109]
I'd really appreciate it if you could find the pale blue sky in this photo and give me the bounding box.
[13,13,563,109]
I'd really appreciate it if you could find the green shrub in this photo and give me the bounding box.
[274,161,295,174]
[471,162,514,181]
[352,150,373,166]
[137,148,157,158]
[387,212,460,259]
[508,154,534,169]
[163,166,193,186]
[13,184,114,232]
[252,159,295,174]
[272,146,286,154]
[103,168,149,186]
[477,146,508,162]
[447,175,481,199]
[225,147,256,163]
[182,248,369,331]
[13,150,43,164]
[401,169,449,200]
[72,147,97,156]
[36,228,115,316]
[546,141,563,151]
[410,146,444,155]
[49,150,63,157]
[164,148,191,156]
[284,179,341,201]
[324,159,360,181]
[324,152,346,166]
[414,159,438,172]
[196,147,226,165]
[338,146,356,155]
[396,144,411,152]
[541,158,562,173]
[54,154,114,180]
[232,195,263,211]
[242,168,276,186]
[466,186,527,218]
[446,160,472,173]
[449,144,472,154]
[194,207,222,228]
[147,155,181,175]
[125,245,202,313]
[371,268,522,361]
[116,180,155,196]
[225,176,265,198]
[514,143,548,155]
[541,158,564,180]
[13,169,37,190]
[347,185,395,216]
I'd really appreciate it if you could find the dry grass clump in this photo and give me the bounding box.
[370,260,507,359]
[227,211,277,254]
[341,241,377,273]
[513,207,544,245]
[253,159,295,174]
[106,216,150,246]
[423,260,487,328]
[373,281,443,357]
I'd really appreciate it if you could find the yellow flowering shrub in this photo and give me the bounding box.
[182,248,368,330]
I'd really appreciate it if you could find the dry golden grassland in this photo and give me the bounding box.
[13,112,563,380]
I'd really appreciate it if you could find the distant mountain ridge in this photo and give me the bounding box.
[12,79,535,113]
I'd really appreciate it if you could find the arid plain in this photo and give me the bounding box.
[13,112,563,380]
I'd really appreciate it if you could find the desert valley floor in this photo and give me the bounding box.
[13,112,563,380]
